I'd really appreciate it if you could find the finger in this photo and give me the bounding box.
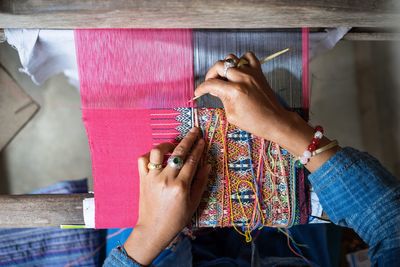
[225,53,239,61]
[194,78,233,102]
[205,59,246,82]
[178,138,205,185]
[149,143,175,172]
[240,51,261,69]
[138,153,150,177]
[190,164,212,212]
[163,127,201,177]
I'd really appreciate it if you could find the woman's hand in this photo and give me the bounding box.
[195,52,338,172]
[124,127,211,266]
[195,52,293,143]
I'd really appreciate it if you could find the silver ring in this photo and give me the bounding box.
[223,58,238,78]
[167,155,184,170]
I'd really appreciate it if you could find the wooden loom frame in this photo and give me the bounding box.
[0,0,398,227]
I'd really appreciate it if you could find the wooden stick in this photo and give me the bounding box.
[191,48,290,101]
[237,48,290,67]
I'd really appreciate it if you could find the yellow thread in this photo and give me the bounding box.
[235,180,266,242]
[265,142,286,178]
[220,116,266,242]
[221,118,250,240]
[206,112,219,154]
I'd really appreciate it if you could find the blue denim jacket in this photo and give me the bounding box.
[104,148,400,266]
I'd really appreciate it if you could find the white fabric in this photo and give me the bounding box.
[83,197,95,228]
[5,29,78,88]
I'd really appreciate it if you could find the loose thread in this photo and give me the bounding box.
[199,108,294,236]
[277,228,312,265]
[276,144,292,226]
[235,180,265,239]
[246,134,264,231]
[221,118,247,238]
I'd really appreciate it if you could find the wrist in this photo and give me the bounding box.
[269,111,340,172]
[274,111,314,155]
[124,225,166,266]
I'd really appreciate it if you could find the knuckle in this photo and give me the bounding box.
[174,180,188,192]
[150,148,162,157]
[215,60,224,68]
[245,51,255,57]
[230,85,242,98]
[240,73,253,84]
[186,155,198,166]
[174,145,186,155]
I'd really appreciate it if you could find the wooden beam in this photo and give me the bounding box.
[0,0,399,28]
[0,194,92,227]
[343,32,400,41]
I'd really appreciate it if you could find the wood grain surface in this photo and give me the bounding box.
[0,0,399,28]
[0,194,92,227]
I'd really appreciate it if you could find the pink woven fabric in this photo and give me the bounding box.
[76,29,193,228]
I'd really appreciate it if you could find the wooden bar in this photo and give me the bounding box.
[343,32,400,41]
[0,194,92,227]
[0,0,399,28]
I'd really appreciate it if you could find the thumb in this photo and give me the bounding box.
[194,78,232,102]
[190,164,211,211]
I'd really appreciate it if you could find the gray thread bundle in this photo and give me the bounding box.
[193,30,303,109]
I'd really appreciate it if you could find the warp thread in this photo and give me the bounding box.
[194,30,303,109]
[75,29,309,229]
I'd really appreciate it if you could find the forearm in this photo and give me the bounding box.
[270,111,400,262]
[308,148,400,262]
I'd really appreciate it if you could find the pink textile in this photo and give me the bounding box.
[76,29,193,228]
[76,29,194,109]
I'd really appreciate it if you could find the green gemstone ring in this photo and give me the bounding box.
[167,155,184,170]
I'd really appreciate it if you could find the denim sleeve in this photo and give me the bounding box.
[103,237,193,266]
[103,247,142,267]
[308,147,400,265]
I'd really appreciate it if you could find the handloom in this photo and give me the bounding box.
[75,29,310,230]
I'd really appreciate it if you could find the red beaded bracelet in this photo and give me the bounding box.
[297,125,324,166]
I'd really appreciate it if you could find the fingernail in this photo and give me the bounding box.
[190,127,198,133]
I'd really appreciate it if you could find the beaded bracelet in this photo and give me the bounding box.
[297,125,324,166]
[312,140,338,157]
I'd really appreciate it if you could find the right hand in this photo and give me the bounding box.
[194,52,293,143]
[195,52,338,173]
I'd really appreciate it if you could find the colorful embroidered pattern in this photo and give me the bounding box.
[164,108,306,236]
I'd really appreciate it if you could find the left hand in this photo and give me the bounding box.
[124,127,211,266]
